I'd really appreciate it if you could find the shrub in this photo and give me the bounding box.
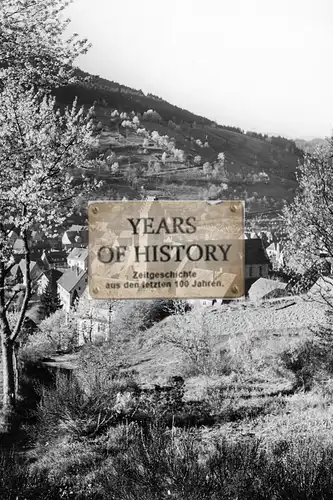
[0,446,64,500]
[280,339,327,391]
[21,310,78,361]
[111,299,192,343]
[33,366,215,447]
[164,308,234,377]
[28,423,333,500]
[34,370,141,443]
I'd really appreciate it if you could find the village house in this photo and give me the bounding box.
[76,290,113,345]
[9,229,62,254]
[265,241,285,270]
[245,239,271,295]
[191,237,273,303]
[67,248,88,271]
[12,237,25,253]
[30,230,62,252]
[62,225,88,250]
[250,231,260,239]
[11,258,44,286]
[36,269,63,296]
[57,268,88,312]
[41,249,69,272]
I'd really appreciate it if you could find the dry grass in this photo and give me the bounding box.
[26,295,327,389]
[2,295,333,499]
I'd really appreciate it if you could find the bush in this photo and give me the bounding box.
[33,366,216,448]
[280,339,327,391]
[0,447,64,500]
[26,423,333,500]
[164,308,233,377]
[21,310,78,361]
[111,299,191,340]
[34,370,141,443]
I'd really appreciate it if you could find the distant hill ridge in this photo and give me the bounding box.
[59,68,303,154]
[53,67,309,217]
[295,138,329,154]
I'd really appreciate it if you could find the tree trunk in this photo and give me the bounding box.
[0,260,16,432]
[0,334,16,433]
[13,342,19,397]
[0,247,30,433]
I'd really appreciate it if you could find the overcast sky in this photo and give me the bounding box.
[66,0,333,139]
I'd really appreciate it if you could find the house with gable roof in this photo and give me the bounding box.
[67,248,88,271]
[37,269,63,296]
[265,241,285,270]
[76,289,114,345]
[62,225,88,250]
[12,259,44,286]
[41,249,69,272]
[31,230,62,252]
[57,267,88,312]
[12,237,25,253]
[245,239,271,295]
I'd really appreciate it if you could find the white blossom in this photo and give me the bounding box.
[217,152,225,164]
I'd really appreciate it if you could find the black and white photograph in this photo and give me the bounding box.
[1,0,333,498]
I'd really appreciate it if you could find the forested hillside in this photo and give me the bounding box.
[53,69,304,224]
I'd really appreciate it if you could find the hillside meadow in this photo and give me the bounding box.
[1,296,332,499]
[54,72,303,220]
[93,120,299,210]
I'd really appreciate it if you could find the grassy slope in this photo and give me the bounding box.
[108,296,332,446]
[111,296,326,383]
[30,295,331,451]
[40,296,327,391]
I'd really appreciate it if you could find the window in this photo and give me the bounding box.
[252,265,259,277]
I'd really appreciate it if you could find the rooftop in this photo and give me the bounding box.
[57,268,87,293]
[68,247,88,261]
[39,268,63,283]
[19,259,44,281]
[42,250,68,263]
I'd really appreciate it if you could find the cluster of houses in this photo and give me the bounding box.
[9,224,115,345]
[9,221,287,302]
[9,225,89,314]
[11,211,327,344]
